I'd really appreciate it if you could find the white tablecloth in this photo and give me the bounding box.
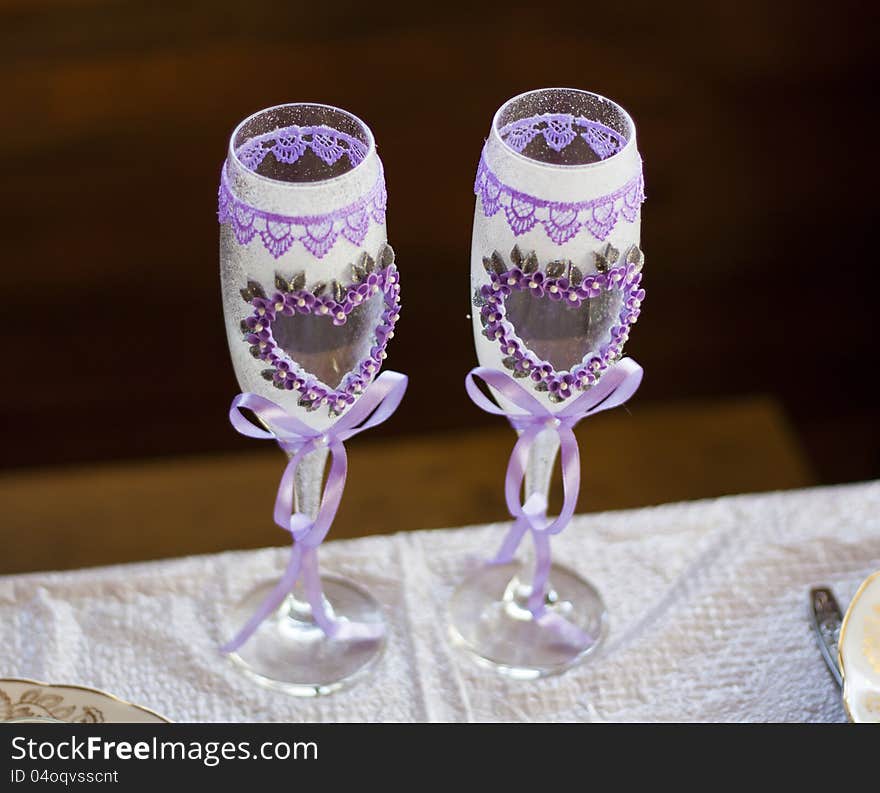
[2,482,878,722]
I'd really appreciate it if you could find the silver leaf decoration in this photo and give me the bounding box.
[594,243,619,273]
[490,251,507,274]
[510,245,523,267]
[625,244,644,271]
[240,280,265,302]
[379,244,395,268]
[522,251,539,273]
[546,260,568,278]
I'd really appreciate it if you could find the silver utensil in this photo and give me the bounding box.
[809,586,843,688]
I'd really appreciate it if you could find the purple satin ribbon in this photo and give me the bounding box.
[220,370,408,653]
[465,358,643,617]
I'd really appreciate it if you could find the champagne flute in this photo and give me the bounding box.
[450,88,645,678]
[218,103,401,695]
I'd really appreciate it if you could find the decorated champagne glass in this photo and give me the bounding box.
[218,104,405,695]
[450,88,645,678]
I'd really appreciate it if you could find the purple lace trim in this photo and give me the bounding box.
[499,114,627,160]
[239,245,401,416]
[235,124,368,172]
[218,162,387,259]
[476,244,644,401]
[474,150,644,244]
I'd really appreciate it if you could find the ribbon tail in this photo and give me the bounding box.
[534,611,594,649]
[299,546,338,637]
[543,426,581,536]
[220,542,304,654]
[526,529,594,647]
[490,519,529,565]
[300,545,385,643]
[527,529,552,617]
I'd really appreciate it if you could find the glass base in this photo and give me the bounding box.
[448,560,607,679]
[226,576,386,697]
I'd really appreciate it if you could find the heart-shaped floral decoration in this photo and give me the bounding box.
[475,243,644,402]
[239,244,400,416]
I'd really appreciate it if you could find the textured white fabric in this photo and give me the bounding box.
[2,482,878,723]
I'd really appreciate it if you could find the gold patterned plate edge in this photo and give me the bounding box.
[837,570,880,724]
[0,678,170,724]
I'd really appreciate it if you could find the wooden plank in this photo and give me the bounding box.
[0,396,814,575]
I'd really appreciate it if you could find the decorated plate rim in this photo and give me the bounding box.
[837,569,880,723]
[0,677,171,723]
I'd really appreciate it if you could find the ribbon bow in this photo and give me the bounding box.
[221,370,408,653]
[465,358,643,616]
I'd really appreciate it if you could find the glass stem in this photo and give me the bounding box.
[516,427,560,608]
[283,445,332,626]
[294,445,329,520]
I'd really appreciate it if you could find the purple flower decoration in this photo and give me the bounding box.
[290,291,316,314]
[577,275,603,299]
[530,362,553,383]
[272,360,296,390]
[574,366,598,389]
[610,326,629,351]
[345,374,367,395]
[483,322,509,343]
[606,267,626,290]
[340,284,372,317]
[624,262,642,287]
[488,271,512,297]
[330,392,356,415]
[601,339,622,364]
[269,292,288,315]
[481,304,502,324]
[545,277,569,301]
[374,323,394,346]
[251,296,277,321]
[243,315,270,339]
[511,349,537,376]
[626,287,646,311]
[369,343,388,364]
[562,288,583,308]
[549,373,576,401]
[502,268,525,289]
[499,337,519,357]
[526,271,547,297]
[586,356,604,373]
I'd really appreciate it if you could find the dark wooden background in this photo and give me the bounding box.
[1,1,877,484]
